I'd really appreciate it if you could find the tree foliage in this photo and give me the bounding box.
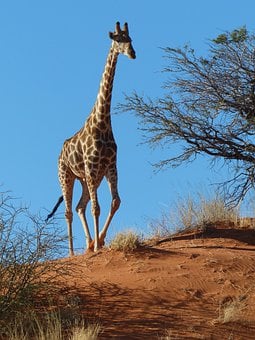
[119,27,255,205]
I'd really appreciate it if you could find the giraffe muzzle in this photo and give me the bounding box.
[129,49,136,59]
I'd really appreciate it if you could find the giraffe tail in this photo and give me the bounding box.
[45,195,64,222]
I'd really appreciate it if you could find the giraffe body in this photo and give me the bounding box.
[57,22,135,255]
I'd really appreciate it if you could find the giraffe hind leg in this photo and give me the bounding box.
[59,166,75,256]
[65,209,74,256]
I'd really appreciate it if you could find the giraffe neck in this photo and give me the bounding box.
[93,45,118,124]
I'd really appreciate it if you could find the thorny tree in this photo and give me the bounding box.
[120,27,255,205]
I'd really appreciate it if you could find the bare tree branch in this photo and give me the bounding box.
[118,27,255,205]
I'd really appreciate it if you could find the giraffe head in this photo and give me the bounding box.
[109,22,136,59]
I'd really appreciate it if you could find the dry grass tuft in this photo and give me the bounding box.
[109,230,141,252]
[217,296,247,324]
[150,192,240,238]
[5,312,101,340]
[71,322,101,340]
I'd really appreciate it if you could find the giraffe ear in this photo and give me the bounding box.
[109,32,114,40]
[115,22,121,34]
[123,23,129,35]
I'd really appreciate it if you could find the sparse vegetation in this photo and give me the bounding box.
[4,311,101,340]
[0,192,101,339]
[0,193,67,318]
[217,296,247,324]
[70,321,101,340]
[150,192,239,238]
[109,230,141,252]
[1,192,255,338]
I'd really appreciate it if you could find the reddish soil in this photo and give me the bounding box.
[54,222,255,339]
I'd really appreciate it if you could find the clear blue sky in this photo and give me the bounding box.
[1,1,255,253]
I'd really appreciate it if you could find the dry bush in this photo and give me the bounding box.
[175,194,239,228]
[109,230,141,252]
[150,192,239,238]
[0,192,102,339]
[0,192,71,337]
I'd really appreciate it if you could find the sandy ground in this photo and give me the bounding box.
[54,223,255,339]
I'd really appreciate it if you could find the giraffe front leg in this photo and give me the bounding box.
[76,207,92,250]
[87,179,101,252]
[92,210,100,252]
[99,194,121,245]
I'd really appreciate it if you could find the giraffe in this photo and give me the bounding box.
[47,22,136,256]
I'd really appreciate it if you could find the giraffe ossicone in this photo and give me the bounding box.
[47,22,136,256]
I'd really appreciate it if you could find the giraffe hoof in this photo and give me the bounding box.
[88,241,95,251]
[88,239,105,251]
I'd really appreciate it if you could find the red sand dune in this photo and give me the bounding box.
[53,222,255,339]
